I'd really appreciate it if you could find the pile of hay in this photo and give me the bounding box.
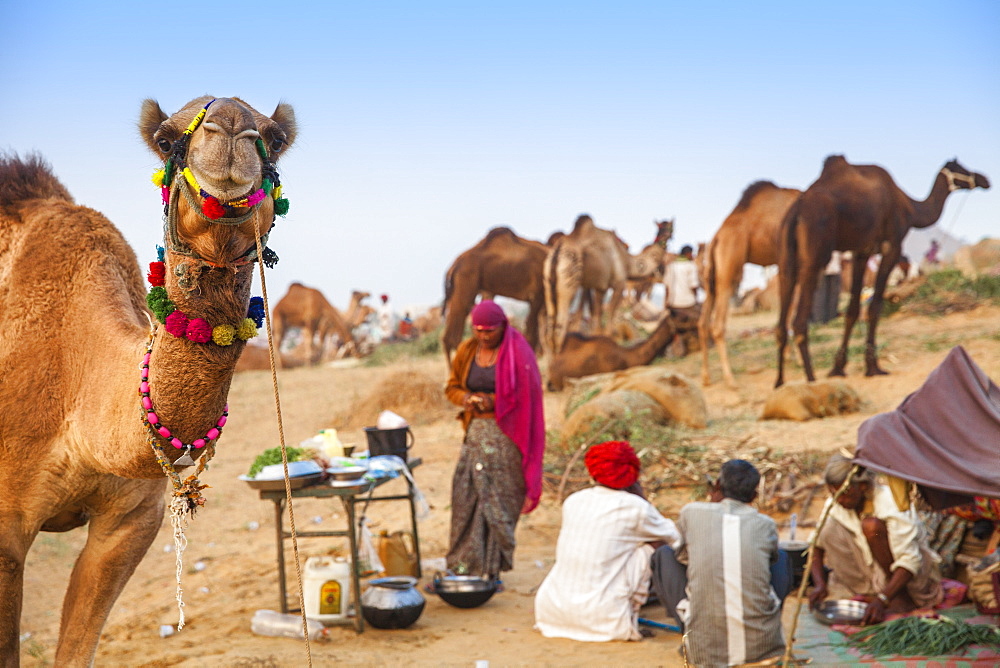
[331,368,454,428]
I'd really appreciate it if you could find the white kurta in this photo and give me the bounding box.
[664,259,700,308]
[534,486,680,642]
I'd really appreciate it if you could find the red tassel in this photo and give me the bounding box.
[147,261,166,287]
[203,196,225,220]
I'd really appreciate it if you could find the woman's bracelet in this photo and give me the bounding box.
[876,592,890,605]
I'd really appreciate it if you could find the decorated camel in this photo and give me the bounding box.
[624,219,675,303]
[272,282,358,363]
[546,314,677,391]
[441,226,550,363]
[544,216,671,355]
[0,96,296,665]
[775,156,990,387]
[698,181,802,388]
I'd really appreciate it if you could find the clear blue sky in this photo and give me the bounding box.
[2,1,997,313]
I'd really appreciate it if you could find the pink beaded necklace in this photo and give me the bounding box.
[139,341,228,466]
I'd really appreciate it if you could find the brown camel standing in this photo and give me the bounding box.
[624,219,675,303]
[441,226,550,363]
[546,314,677,391]
[698,181,802,388]
[0,95,296,665]
[544,216,669,355]
[272,282,357,363]
[775,156,990,387]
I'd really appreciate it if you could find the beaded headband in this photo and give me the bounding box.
[150,99,289,220]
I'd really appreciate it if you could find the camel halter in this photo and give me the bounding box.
[941,167,977,192]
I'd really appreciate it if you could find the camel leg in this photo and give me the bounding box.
[698,289,715,386]
[442,281,478,364]
[830,253,868,377]
[774,262,799,388]
[863,248,899,376]
[55,488,163,666]
[0,528,31,666]
[791,261,822,382]
[524,294,543,353]
[603,286,625,336]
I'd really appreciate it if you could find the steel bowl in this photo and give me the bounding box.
[433,574,497,609]
[812,599,868,625]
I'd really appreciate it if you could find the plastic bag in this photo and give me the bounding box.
[357,517,384,577]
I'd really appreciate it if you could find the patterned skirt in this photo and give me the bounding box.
[446,418,526,577]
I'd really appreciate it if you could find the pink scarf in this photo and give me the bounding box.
[471,301,546,512]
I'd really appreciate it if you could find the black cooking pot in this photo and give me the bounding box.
[433,574,497,609]
[360,576,425,629]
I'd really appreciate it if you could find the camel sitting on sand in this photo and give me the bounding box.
[272,282,358,363]
[442,226,550,363]
[698,180,802,388]
[546,314,676,391]
[0,95,296,665]
[776,156,990,386]
[545,216,671,356]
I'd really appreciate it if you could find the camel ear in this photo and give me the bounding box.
[270,102,298,150]
[138,98,169,156]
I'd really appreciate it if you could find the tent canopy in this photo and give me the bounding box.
[855,346,1000,506]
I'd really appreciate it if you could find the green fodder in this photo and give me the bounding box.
[330,367,453,429]
[886,270,1000,317]
[364,327,443,367]
[847,615,1000,658]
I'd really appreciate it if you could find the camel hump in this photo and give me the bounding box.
[0,153,74,212]
[484,226,516,242]
[572,214,595,233]
[735,180,778,211]
[821,154,849,175]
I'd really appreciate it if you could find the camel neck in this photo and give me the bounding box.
[910,171,953,229]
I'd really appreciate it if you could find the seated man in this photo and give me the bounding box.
[809,452,943,625]
[651,459,788,666]
[534,441,680,641]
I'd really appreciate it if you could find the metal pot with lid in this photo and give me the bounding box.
[360,576,425,629]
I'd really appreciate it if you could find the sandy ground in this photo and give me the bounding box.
[18,305,1000,667]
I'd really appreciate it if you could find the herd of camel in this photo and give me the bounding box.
[440,155,990,390]
[0,91,992,666]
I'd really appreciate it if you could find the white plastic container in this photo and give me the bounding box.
[303,556,352,623]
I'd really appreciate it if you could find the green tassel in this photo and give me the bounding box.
[262,178,273,194]
[163,158,174,187]
[274,198,289,216]
[145,287,175,323]
[255,138,268,160]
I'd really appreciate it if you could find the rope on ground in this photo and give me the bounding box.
[254,218,313,667]
[781,464,859,667]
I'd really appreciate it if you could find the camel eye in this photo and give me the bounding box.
[270,137,284,153]
[157,138,172,153]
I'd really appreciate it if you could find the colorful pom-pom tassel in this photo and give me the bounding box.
[203,196,226,220]
[157,246,165,262]
[152,169,165,187]
[147,261,166,287]
[247,297,265,327]
[212,325,236,346]
[161,186,170,205]
[186,318,212,343]
[236,318,258,341]
[146,286,174,323]
[261,178,273,194]
[272,185,282,200]
[274,198,289,216]
[164,311,189,338]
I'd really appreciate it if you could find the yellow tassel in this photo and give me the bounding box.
[152,169,165,187]
[236,319,258,341]
[272,185,282,200]
[182,167,199,191]
[212,325,235,346]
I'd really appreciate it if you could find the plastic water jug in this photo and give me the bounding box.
[303,556,352,622]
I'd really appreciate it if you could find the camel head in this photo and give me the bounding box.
[941,159,990,193]
[654,218,674,248]
[139,96,297,266]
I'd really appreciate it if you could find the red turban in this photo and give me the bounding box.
[585,441,640,489]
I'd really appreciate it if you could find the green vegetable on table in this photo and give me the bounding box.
[247,447,307,478]
[846,615,1000,657]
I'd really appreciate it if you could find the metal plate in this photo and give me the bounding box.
[812,599,868,625]
[238,471,324,491]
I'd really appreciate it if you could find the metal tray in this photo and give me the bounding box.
[238,471,324,491]
[813,599,867,625]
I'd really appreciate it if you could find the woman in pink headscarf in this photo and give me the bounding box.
[444,300,546,580]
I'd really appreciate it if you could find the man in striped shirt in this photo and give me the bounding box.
[651,459,788,666]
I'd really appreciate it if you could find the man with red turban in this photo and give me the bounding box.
[534,441,680,642]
